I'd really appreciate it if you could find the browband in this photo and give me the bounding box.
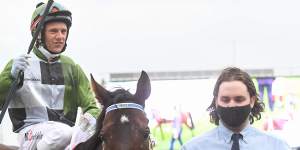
[106,103,144,114]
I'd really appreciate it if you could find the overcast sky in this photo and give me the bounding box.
[1,0,300,77]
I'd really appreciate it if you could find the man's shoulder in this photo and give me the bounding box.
[260,130,288,143]
[248,126,290,148]
[250,126,284,140]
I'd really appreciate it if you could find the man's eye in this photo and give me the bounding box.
[221,97,230,102]
[235,97,245,102]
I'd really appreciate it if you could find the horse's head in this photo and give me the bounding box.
[91,71,151,150]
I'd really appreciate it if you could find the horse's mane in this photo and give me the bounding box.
[110,88,135,103]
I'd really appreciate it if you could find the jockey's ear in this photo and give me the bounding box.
[134,71,151,106]
[90,74,110,106]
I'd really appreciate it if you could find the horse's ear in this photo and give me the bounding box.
[90,74,110,105]
[134,71,151,106]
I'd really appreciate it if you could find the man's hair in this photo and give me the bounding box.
[207,67,264,125]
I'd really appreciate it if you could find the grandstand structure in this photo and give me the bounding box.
[110,69,275,82]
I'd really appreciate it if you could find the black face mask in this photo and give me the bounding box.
[216,104,251,127]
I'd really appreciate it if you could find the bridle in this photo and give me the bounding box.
[100,102,155,150]
[105,103,145,114]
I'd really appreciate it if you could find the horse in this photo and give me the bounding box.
[75,71,153,150]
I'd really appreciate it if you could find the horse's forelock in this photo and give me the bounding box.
[111,89,135,103]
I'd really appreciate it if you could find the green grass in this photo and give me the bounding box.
[150,115,216,150]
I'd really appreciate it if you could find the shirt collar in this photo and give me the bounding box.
[218,121,252,144]
[33,46,60,62]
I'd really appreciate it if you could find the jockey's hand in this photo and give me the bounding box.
[77,113,96,136]
[68,113,97,148]
[11,54,31,78]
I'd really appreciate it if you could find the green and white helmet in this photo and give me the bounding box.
[30,2,72,52]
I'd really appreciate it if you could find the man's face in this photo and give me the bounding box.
[44,22,68,53]
[216,81,255,108]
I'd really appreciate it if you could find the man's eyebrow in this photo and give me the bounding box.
[235,96,246,98]
[48,28,58,31]
[234,96,246,99]
[220,96,230,99]
[220,96,246,99]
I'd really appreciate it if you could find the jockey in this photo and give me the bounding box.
[0,2,100,149]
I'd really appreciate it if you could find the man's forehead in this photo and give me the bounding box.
[45,22,67,29]
[218,81,249,95]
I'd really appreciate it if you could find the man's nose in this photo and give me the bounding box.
[227,100,237,107]
[56,32,65,39]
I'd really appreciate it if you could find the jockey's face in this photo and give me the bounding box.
[44,22,67,53]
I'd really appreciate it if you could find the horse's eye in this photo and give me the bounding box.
[99,132,106,142]
[143,127,150,139]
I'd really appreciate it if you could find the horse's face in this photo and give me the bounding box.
[91,71,151,150]
[101,107,150,150]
